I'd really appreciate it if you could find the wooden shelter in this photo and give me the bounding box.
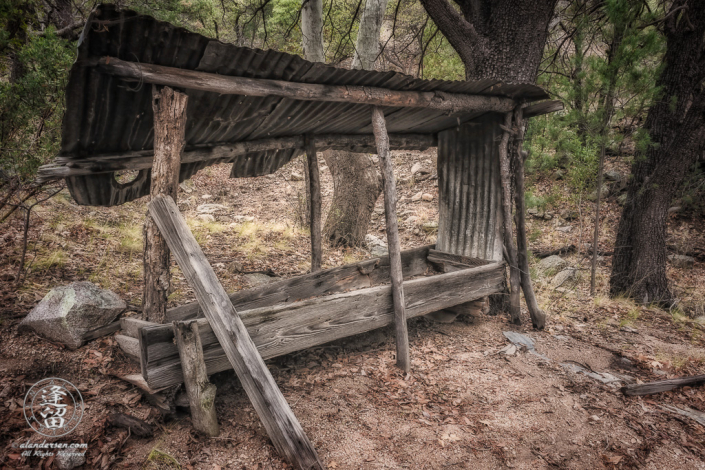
[39,5,561,468]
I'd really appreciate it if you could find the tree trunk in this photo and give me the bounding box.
[143,86,188,323]
[322,0,388,246]
[322,150,381,246]
[611,0,705,304]
[301,0,325,63]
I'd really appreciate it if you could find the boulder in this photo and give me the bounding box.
[668,254,695,269]
[538,255,568,272]
[422,221,438,233]
[560,209,579,221]
[421,193,434,202]
[556,226,572,233]
[552,268,577,288]
[289,172,304,182]
[242,273,275,287]
[411,191,423,202]
[411,162,430,175]
[588,184,610,201]
[604,170,622,182]
[197,214,215,222]
[365,234,388,257]
[19,282,125,349]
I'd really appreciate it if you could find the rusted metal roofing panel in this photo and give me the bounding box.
[436,116,504,261]
[58,4,550,206]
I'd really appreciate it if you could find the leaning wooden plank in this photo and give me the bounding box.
[121,317,159,338]
[167,245,432,322]
[305,135,322,272]
[82,320,121,342]
[372,106,409,373]
[144,262,505,389]
[99,57,516,115]
[148,194,322,469]
[38,133,437,182]
[174,320,219,437]
[115,335,141,362]
[621,374,705,396]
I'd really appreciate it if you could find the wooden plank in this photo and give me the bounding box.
[621,374,705,396]
[167,245,432,322]
[427,249,491,272]
[115,335,140,362]
[372,106,409,373]
[523,100,563,118]
[121,317,158,338]
[99,57,516,115]
[174,320,219,437]
[305,135,322,272]
[144,262,505,389]
[143,86,188,323]
[82,319,121,342]
[38,133,437,182]
[148,194,322,469]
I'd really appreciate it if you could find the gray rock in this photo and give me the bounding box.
[539,255,568,272]
[289,172,304,181]
[560,209,579,221]
[421,193,434,202]
[668,254,695,269]
[543,212,553,220]
[668,206,682,214]
[196,203,228,214]
[527,208,539,216]
[552,169,565,180]
[556,225,572,233]
[56,451,86,470]
[405,216,420,225]
[617,192,628,206]
[411,191,423,202]
[552,268,577,288]
[422,221,438,233]
[19,282,125,349]
[588,185,610,201]
[411,162,430,175]
[242,273,274,287]
[365,234,388,257]
[604,170,622,182]
[197,214,215,222]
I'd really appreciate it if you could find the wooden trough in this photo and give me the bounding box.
[119,246,504,390]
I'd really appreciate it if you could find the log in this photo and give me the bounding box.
[38,133,437,182]
[82,319,121,342]
[115,334,140,362]
[108,412,153,437]
[512,107,545,330]
[174,320,219,437]
[142,261,505,389]
[523,100,564,118]
[121,317,158,338]
[532,245,576,259]
[621,374,705,396]
[167,244,432,322]
[498,112,521,325]
[143,86,187,323]
[305,135,322,272]
[372,106,410,373]
[427,249,491,273]
[147,194,322,469]
[98,57,516,115]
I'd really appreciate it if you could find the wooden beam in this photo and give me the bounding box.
[174,320,219,437]
[523,100,563,118]
[621,374,705,396]
[371,106,410,373]
[98,57,516,114]
[142,261,505,389]
[305,135,322,272]
[167,244,432,322]
[37,134,437,182]
[147,194,322,469]
[143,86,188,324]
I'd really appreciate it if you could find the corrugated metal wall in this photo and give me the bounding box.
[436,115,504,262]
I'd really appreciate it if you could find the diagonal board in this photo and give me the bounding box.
[148,194,322,470]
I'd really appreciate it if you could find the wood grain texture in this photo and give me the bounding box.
[142,261,505,389]
[143,86,188,324]
[147,194,322,469]
[305,136,322,272]
[621,374,705,396]
[115,334,140,362]
[167,245,432,322]
[39,133,437,181]
[174,320,219,437]
[99,57,516,115]
[372,106,410,373]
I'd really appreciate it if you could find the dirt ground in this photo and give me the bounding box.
[1,150,704,469]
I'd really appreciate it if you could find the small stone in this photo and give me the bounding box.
[560,209,579,221]
[617,193,628,206]
[556,226,572,233]
[588,185,610,201]
[197,214,215,222]
[421,193,433,202]
[543,212,553,220]
[289,172,304,182]
[422,221,438,233]
[179,182,193,193]
[668,254,695,268]
[228,261,243,273]
[527,208,539,216]
[668,206,682,214]
[405,216,420,225]
[201,194,212,199]
[410,162,427,175]
[604,170,621,182]
[197,203,228,214]
[413,228,420,235]
[539,255,568,272]
[19,282,125,349]
[411,191,423,202]
[552,169,565,180]
[620,326,638,333]
[552,268,577,288]
[243,216,255,222]
[243,273,274,287]
[365,234,388,257]
[56,452,86,470]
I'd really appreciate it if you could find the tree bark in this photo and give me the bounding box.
[372,106,410,373]
[174,320,220,437]
[143,86,188,323]
[306,135,322,271]
[301,0,325,63]
[352,0,390,70]
[611,0,705,304]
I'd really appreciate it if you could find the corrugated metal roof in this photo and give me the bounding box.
[59,4,550,206]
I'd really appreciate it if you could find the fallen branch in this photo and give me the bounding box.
[532,245,576,259]
[621,374,705,396]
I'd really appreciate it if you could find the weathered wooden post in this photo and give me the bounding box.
[305,135,322,272]
[371,106,410,373]
[498,112,522,325]
[173,320,220,437]
[148,195,323,470]
[143,86,188,323]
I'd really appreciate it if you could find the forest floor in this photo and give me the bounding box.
[1,150,705,469]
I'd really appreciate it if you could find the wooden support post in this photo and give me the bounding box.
[143,86,188,323]
[371,106,410,373]
[173,320,219,437]
[148,195,322,470]
[305,135,322,272]
[498,112,522,325]
[512,106,546,330]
